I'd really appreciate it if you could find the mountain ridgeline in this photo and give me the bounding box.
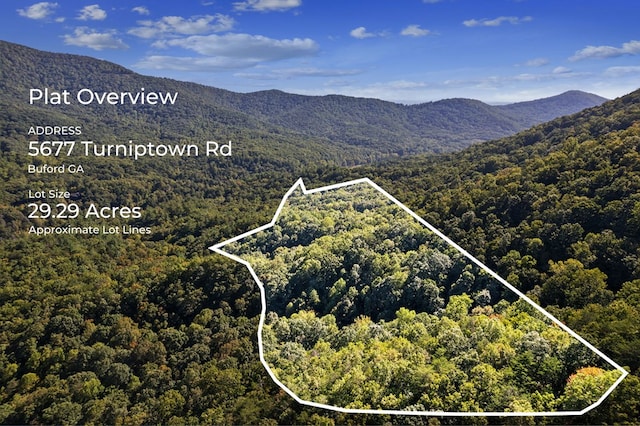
[205,89,606,153]
[1,40,606,162]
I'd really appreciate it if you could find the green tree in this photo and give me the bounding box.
[559,367,620,411]
[541,259,612,308]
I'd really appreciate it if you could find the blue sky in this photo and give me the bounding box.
[4,0,640,103]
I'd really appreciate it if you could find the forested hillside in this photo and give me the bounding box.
[0,40,606,158]
[495,90,608,126]
[1,39,639,424]
[307,88,640,422]
[212,89,607,153]
[222,183,622,413]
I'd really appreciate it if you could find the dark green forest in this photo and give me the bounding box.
[1,41,640,424]
[224,184,622,413]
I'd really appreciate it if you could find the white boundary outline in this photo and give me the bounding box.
[209,177,628,417]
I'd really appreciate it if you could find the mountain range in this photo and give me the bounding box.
[215,88,607,152]
[0,40,607,161]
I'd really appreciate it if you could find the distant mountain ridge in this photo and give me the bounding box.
[225,89,608,151]
[0,40,608,159]
[496,90,610,125]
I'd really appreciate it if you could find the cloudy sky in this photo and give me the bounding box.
[4,0,640,103]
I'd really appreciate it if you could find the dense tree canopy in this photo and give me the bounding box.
[225,184,621,413]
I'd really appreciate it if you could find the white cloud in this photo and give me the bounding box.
[129,14,234,38]
[132,6,150,16]
[522,57,549,67]
[401,24,431,37]
[570,40,640,61]
[552,66,571,74]
[233,0,301,12]
[138,33,317,71]
[463,16,532,27]
[136,55,258,71]
[158,33,317,57]
[17,2,58,20]
[604,66,640,77]
[511,73,539,82]
[236,67,362,80]
[63,27,128,50]
[431,68,587,95]
[77,4,107,21]
[299,79,432,103]
[377,80,429,90]
[350,26,376,39]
